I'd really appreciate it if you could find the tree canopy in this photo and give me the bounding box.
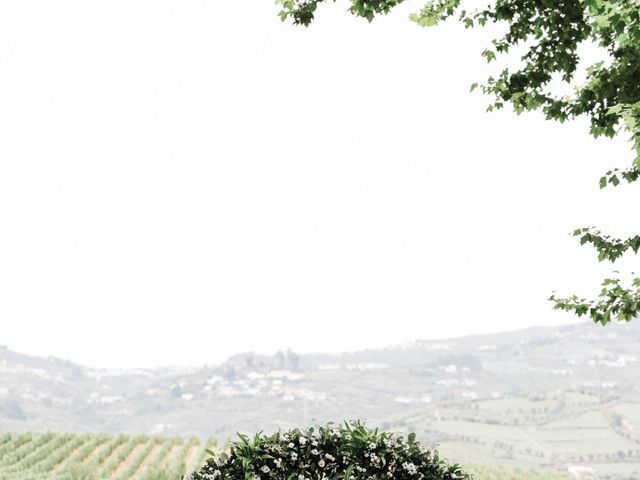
[276,0,640,325]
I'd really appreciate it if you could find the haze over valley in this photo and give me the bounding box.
[3,321,640,478]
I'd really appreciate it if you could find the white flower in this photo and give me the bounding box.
[402,461,418,474]
[261,466,270,473]
[318,459,325,468]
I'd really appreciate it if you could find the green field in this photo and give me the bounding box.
[393,392,640,480]
[0,432,577,480]
[0,432,213,480]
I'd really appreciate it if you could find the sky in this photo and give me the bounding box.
[0,0,637,369]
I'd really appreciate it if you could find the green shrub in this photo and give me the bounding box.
[186,421,470,480]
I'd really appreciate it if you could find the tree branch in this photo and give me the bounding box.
[573,227,640,262]
[550,277,640,325]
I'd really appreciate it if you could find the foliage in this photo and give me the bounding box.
[275,0,640,325]
[550,276,640,324]
[186,421,471,480]
[571,227,640,263]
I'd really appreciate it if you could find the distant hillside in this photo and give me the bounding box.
[2,321,640,479]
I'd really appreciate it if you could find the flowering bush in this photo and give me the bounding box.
[185,421,471,480]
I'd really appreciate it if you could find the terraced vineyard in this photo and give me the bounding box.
[0,432,575,480]
[0,432,214,480]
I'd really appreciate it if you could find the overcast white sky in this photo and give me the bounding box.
[0,0,637,368]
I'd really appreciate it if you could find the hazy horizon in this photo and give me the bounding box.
[2,319,598,370]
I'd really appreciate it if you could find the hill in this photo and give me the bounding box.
[2,321,640,479]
